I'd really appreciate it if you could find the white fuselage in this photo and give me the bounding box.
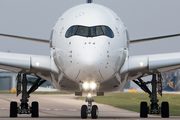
[50,3,129,92]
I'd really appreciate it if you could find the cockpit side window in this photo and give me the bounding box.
[65,25,114,38]
[65,26,78,38]
[101,26,114,38]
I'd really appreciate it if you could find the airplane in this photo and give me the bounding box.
[0,0,180,119]
[163,76,176,91]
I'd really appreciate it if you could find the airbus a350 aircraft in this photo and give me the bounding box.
[0,0,180,119]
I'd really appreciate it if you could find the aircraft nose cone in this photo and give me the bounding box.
[60,39,122,81]
[75,48,117,81]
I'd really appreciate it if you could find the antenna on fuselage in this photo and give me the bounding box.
[87,0,93,3]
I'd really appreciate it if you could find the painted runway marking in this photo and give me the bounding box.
[0,108,9,110]
[0,108,80,111]
[40,108,80,111]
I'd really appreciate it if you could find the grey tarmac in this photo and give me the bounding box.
[0,94,179,120]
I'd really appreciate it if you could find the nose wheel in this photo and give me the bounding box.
[81,105,88,119]
[91,105,98,119]
[81,94,99,119]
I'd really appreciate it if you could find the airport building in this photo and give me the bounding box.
[0,69,58,91]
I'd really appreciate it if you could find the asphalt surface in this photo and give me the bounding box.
[0,94,179,120]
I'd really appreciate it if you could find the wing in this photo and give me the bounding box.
[127,52,180,81]
[0,33,49,43]
[0,52,59,81]
[1,32,180,44]
[130,33,180,44]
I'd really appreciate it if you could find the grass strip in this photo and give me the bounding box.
[78,92,180,116]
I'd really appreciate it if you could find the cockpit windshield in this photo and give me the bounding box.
[65,25,114,38]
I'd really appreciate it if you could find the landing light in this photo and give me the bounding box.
[87,93,92,98]
[82,82,89,90]
[82,82,97,90]
[90,82,97,90]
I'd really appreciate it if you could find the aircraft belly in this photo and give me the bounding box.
[99,72,128,92]
[51,72,80,92]
[55,70,127,93]
[50,69,128,93]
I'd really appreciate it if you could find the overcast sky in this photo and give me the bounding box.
[0,0,180,88]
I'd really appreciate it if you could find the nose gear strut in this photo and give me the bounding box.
[81,93,99,119]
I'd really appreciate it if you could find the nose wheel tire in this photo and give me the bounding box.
[31,101,39,117]
[140,102,148,118]
[91,105,98,119]
[10,102,17,117]
[161,102,169,118]
[81,105,88,119]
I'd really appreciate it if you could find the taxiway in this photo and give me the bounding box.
[0,94,179,120]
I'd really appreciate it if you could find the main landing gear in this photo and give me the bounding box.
[81,93,99,119]
[133,74,169,118]
[10,74,46,118]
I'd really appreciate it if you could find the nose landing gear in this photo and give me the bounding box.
[81,93,99,119]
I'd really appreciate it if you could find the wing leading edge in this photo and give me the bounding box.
[1,32,180,44]
[0,52,59,81]
[0,33,49,43]
[128,52,180,81]
[130,33,180,44]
